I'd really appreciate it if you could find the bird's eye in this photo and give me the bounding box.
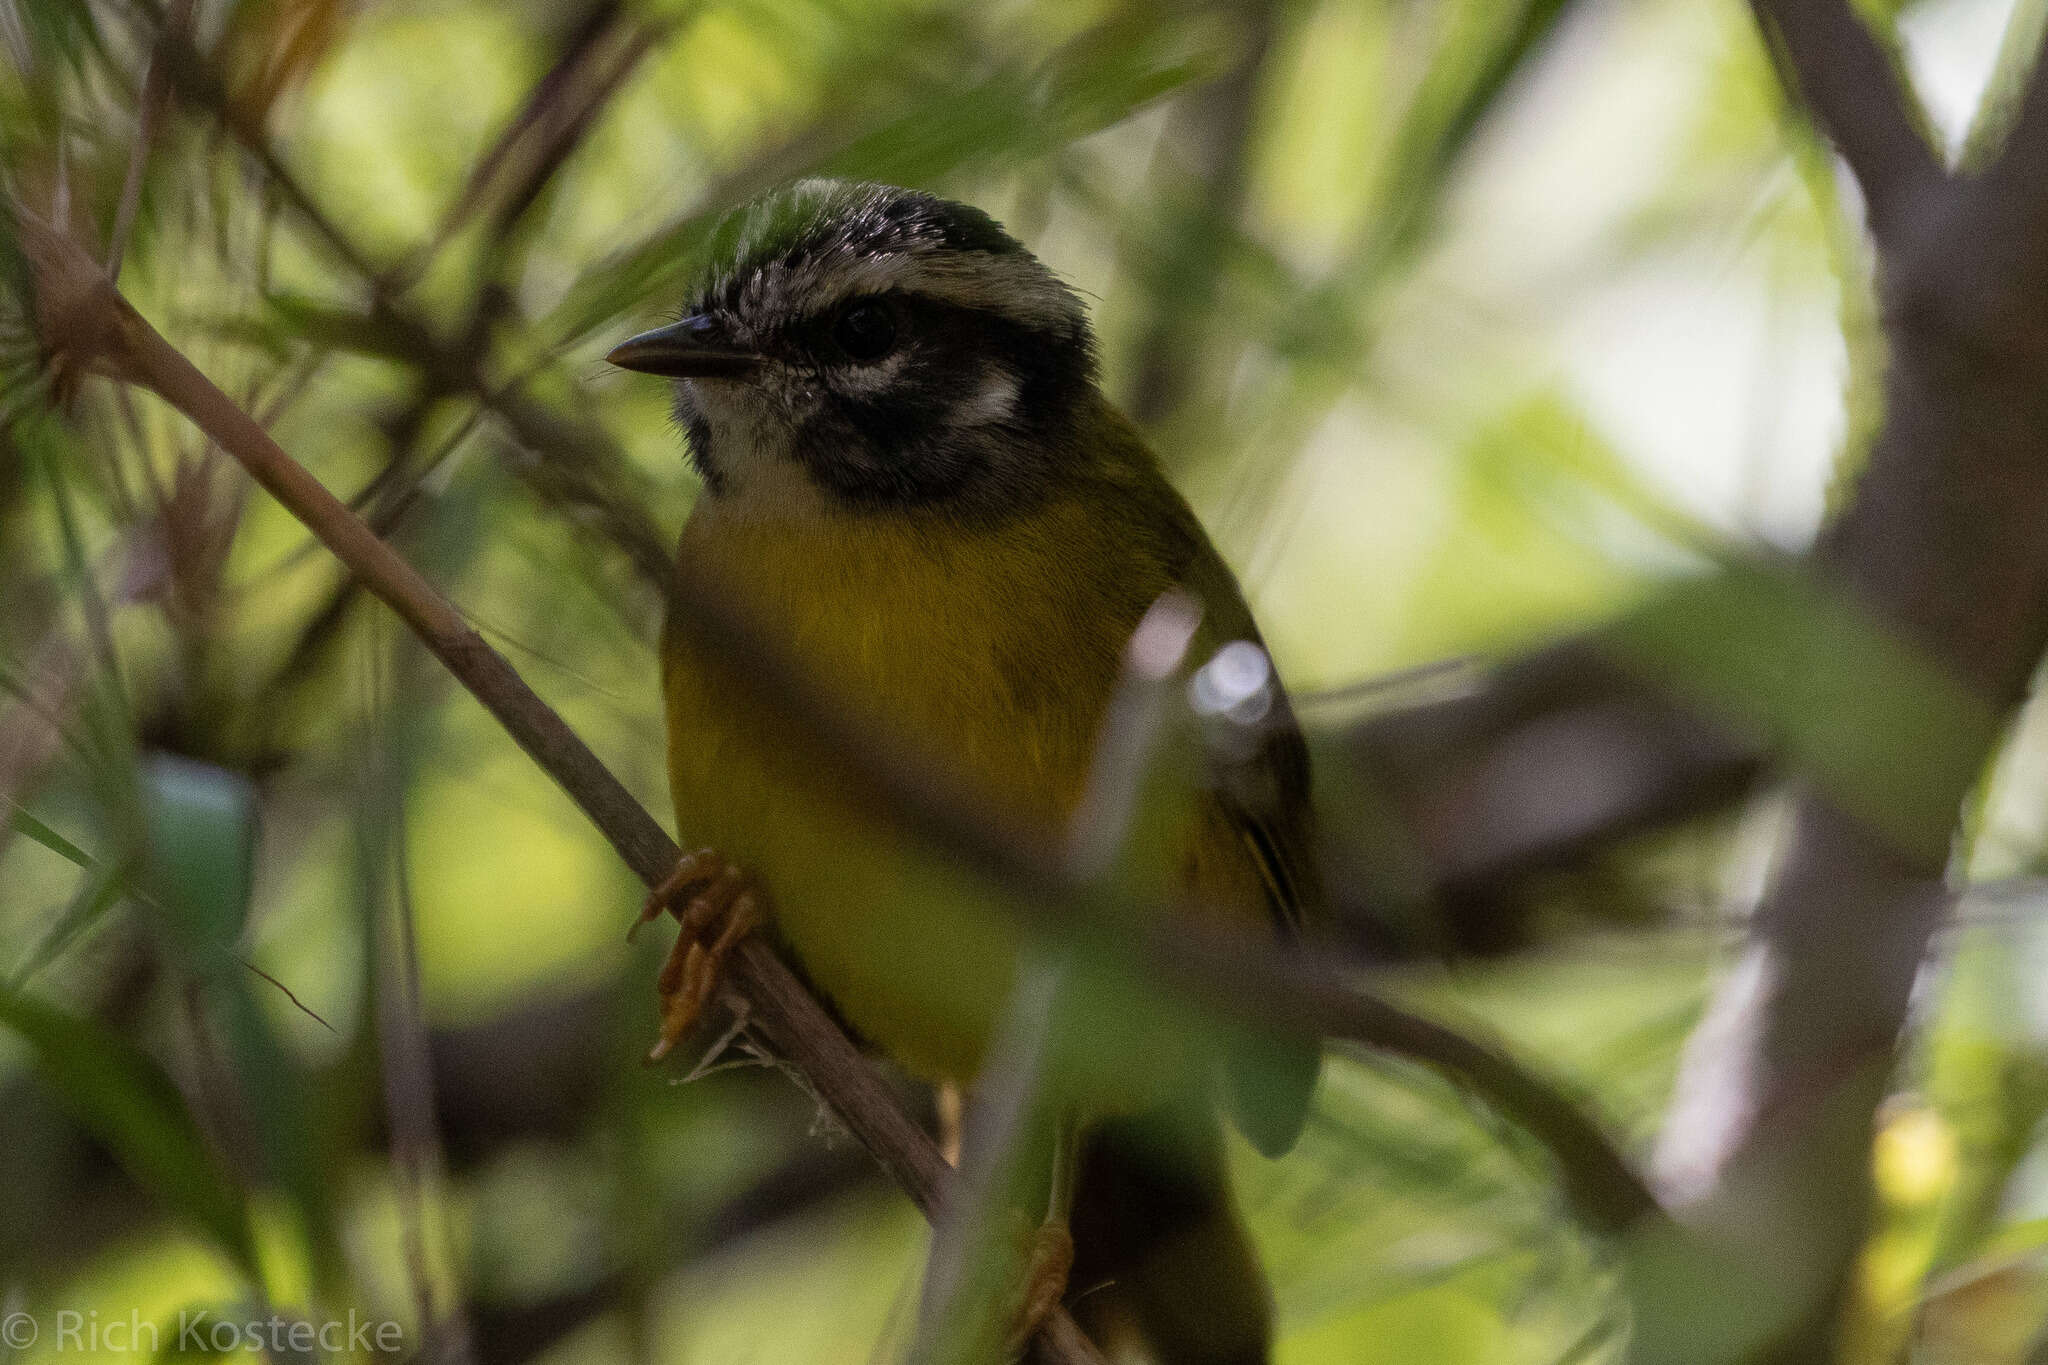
[832,300,898,363]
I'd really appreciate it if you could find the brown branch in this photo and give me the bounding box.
[1333,640,1763,952]
[1140,914,1660,1235]
[1748,0,1945,241]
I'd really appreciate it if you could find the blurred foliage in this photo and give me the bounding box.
[6,0,2048,1362]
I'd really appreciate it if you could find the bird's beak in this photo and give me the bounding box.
[605,317,762,380]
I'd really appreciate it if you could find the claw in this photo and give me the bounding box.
[639,851,765,1064]
[1006,1218,1075,1353]
[628,848,728,943]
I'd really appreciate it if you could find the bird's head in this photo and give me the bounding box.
[607,179,1098,515]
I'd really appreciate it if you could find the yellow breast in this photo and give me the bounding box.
[662,491,1167,1078]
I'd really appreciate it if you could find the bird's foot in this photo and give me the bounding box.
[634,849,766,1064]
[1004,1216,1075,1354]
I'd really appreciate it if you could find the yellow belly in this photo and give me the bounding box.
[663,495,1155,1080]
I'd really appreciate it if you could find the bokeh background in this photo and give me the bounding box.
[4,0,2047,1360]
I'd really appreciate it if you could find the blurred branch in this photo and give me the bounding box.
[393,1,667,289]
[1149,916,1659,1235]
[366,640,474,1365]
[916,957,1075,1365]
[1747,0,1942,243]
[1335,641,1762,951]
[916,598,1197,1365]
[107,0,190,282]
[1121,1,1275,426]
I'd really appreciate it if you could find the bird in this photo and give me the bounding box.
[607,178,1322,1365]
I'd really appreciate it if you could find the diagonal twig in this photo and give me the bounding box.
[385,2,667,292]
[107,0,192,282]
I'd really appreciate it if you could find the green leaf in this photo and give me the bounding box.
[11,851,130,987]
[6,803,97,872]
[6,805,141,985]
[0,986,255,1272]
[547,8,1218,347]
[1603,562,2001,864]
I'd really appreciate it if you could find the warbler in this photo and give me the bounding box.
[608,179,1322,1365]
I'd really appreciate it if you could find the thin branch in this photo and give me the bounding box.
[1335,640,1763,952]
[1145,914,1660,1234]
[1748,0,1944,240]
[916,957,1078,1365]
[367,636,473,1365]
[237,958,334,1035]
[107,0,192,282]
[134,2,377,281]
[387,2,664,290]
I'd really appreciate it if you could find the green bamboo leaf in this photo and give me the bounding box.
[6,806,148,986]
[1603,562,2000,864]
[11,851,130,987]
[548,10,1218,347]
[0,986,255,1272]
[6,803,96,872]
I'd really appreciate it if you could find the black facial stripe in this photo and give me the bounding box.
[772,294,1095,510]
[795,294,1093,387]
[676,402,727,495]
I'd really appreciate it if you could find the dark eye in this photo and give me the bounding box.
[832,299,898,363]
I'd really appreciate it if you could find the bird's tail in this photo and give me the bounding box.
[1065,1103,1274,1365]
